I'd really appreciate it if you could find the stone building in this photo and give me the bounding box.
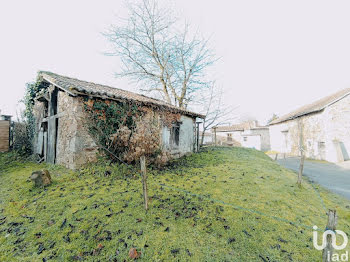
[213,121,271,151]
[269,88,350,163]
[199,132,213,145]
[32,71,204,169]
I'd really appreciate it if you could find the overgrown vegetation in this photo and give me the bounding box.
[84,98,178,165]
[1,148,349,261]
[15,78,48,155]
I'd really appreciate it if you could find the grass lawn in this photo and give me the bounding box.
[0,147,349,261]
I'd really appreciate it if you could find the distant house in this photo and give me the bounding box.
[199,132,213,145]
[32,71,204,169]
[213,121,270,151]
[269,89,350,162]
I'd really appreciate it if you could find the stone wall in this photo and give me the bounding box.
[270,113,326,159]
[269,93,350,162]
[56,92,98,169]
[34,90,197,169]
[324,94,350,162]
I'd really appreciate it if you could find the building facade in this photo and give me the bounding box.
[213,121,271,151]
[269,89,350,162]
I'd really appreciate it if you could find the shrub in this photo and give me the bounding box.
[16,80,47,155]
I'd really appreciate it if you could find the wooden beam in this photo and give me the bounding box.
[46,88,58,164]
[35,92,50,102]
[42,75,77,97]
[42,111,66,122]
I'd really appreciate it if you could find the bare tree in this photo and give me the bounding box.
[197,83,237,146]
[104,0,216,108]
[238,113,257,123]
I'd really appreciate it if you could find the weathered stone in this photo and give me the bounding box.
[30,170,52,187]
[270,92,350,163]
[33,84,198,169]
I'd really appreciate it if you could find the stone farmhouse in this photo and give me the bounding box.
[213,121,271,151]
[269,88,350,163]
[32,71,204,169]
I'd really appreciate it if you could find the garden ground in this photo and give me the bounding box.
[0,147,349,261]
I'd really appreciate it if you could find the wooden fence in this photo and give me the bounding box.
[0,120,10,152]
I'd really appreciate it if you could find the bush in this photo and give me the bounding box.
[84,98,172,166]
[15,81,46,156]
[12,121,33,155]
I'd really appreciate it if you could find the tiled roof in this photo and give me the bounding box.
[270,88,350,125]
[38,71,205,118]
[213,121,266,132]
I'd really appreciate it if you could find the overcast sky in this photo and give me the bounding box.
[1,0,350,124]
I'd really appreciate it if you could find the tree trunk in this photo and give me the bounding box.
[200,129,205,146]
[160,79,171,104]
[214,127,217,146]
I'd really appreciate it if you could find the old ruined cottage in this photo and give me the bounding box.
[32,71,204,169]
[213,121,271,151]
[269,88,350,162]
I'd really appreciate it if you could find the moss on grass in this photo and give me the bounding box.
[0,148,349,261]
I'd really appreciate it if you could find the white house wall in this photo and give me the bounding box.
[269,122,292,153]
[161,115,195,156]
[242,128,270,151]
[324,94,350,162]
[270,94,350,162]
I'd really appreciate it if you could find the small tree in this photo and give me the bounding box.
[197,83,237,146]
[267,113,279,124]
[105,0,216,108]
[14,82,45,155]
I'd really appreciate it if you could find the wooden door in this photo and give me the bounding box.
[46,88,58,164]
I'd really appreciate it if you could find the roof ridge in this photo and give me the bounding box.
[39,71,172,105]
[38,71,205,118]
[270,88,350,125]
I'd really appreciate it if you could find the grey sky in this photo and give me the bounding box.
[1,0,350,124]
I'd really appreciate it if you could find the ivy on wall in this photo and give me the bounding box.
[83,98,181,166]
[83,98,139,160]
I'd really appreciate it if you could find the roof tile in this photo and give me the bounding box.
[39,71,204,118]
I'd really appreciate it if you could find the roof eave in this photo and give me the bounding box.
[269,109,323,125]
[40,74,205,118]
